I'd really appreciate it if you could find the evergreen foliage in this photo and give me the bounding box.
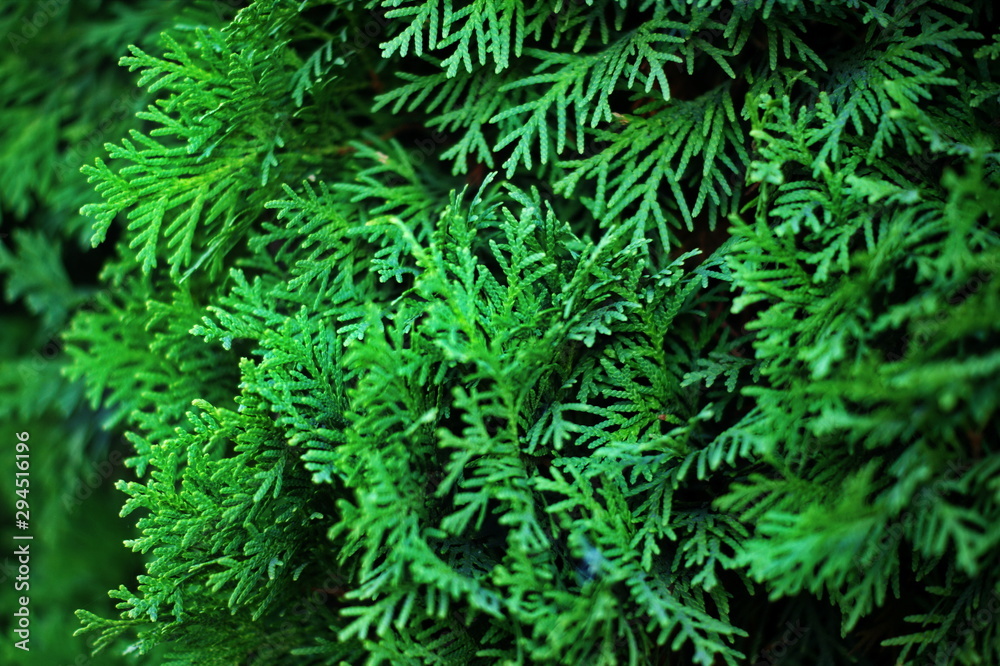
[0,2,242,663]
[15,0,999,663]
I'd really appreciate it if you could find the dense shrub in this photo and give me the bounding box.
[6,1,1000,664]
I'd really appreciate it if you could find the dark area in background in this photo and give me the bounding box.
[0,3,238,663]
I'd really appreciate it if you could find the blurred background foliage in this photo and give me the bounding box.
[0,1,243,663]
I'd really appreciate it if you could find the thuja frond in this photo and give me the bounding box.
[54,1,1000,664]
